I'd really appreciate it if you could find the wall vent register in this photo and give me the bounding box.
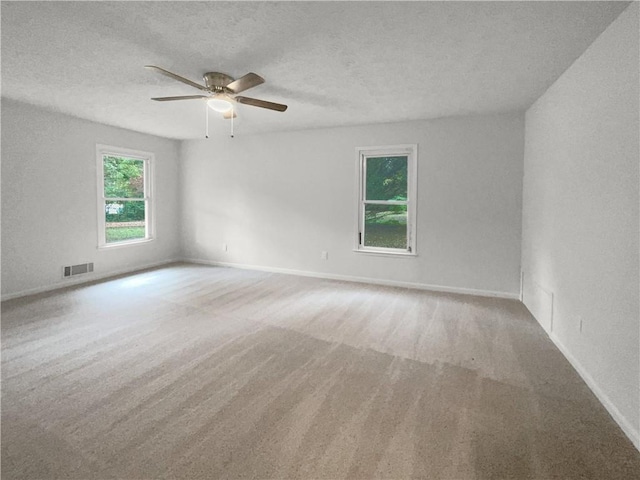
[63,262,94,278]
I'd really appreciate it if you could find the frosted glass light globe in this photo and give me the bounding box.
[207,97,233,112]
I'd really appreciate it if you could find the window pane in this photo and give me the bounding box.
[105,200,146,243]
[104,156,144,198]
[365,156,408,201]
[364,204,407,249]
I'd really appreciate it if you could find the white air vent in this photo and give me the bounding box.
[63,262,94,278]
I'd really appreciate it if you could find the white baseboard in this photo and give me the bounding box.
[546,331,640,451]
[181,257,520,300]
[1,259,181,302]
[522,297,639,452]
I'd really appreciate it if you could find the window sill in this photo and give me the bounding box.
[352,249,417,258]
[98,238,154,250]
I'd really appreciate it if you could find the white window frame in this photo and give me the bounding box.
[96,144,155,248]
[354,144,417,256]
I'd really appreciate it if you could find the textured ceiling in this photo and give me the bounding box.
[1,1,630,139]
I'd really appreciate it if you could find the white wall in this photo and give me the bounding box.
[1,99,181,299]
[522,3,639,447]
[180,112,524,297]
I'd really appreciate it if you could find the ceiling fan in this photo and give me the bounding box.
[145,65,288,119]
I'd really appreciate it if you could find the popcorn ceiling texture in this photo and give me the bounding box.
[1,1,629,138]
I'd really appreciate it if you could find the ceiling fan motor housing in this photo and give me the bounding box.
[203,72,233,91]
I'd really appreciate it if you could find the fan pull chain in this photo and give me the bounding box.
[230,107,234,138]
[205,102,209,139]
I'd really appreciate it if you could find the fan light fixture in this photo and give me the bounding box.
[145,66,288,138]
[207,97,233,113]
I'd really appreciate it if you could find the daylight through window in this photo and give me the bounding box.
[356,145,417,255]
[97,145,153,246]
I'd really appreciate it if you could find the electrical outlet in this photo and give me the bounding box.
[223,243,228,252]
[321,251,328,260]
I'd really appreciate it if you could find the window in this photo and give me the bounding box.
[96,145,154,247]
[355,144,417,255]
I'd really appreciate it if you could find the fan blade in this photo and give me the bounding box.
[226,73,264,93]
[234,96,287,112]
[223,110,237,119]
[145,65,208,92]
[151,95,208,101]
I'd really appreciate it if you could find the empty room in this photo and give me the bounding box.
[1,1,639,478]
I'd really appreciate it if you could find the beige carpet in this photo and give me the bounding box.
[2,263,639,479]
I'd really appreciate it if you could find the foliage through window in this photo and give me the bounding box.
[97,146,153,246]
[356,145,417,254]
